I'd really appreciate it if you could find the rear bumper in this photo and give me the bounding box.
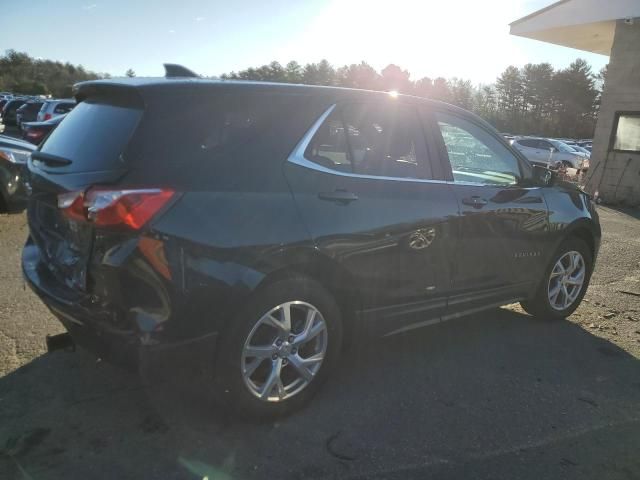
[22,241,218,374]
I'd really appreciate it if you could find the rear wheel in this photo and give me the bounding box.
[212,276,342,419]
[521,237,592,320]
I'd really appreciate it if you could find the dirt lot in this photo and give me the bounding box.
[1,207,639,479]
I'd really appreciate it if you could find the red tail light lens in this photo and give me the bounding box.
[58,188,175,230]
[44,113,52,121]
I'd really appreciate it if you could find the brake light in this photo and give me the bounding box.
[44,113,52,121]
[58,188,175,229]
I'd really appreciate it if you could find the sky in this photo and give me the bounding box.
[1,0,609,85]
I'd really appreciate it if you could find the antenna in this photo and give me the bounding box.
[163,64,199,78]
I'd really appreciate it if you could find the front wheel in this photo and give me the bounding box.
[212,276,342,419]
[521,237,592,320]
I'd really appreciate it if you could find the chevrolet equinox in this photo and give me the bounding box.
[23,67,601,418]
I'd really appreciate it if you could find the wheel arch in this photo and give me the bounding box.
[560,219,599,260]
[253,248,362,337]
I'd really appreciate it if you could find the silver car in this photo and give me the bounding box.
[36,99,76,122]
[510,137,587,170]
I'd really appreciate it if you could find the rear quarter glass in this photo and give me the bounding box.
[122,91,327,189]
[38,101,142,174]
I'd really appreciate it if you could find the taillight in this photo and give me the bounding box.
[44,113,52,121]
[58,188,175,230]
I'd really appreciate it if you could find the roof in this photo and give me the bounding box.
[510,0,640,55]
[71,75,502,135]
[73,77,448,108]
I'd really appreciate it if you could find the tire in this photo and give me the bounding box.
[211,276,343,419]
[521,237,593,320]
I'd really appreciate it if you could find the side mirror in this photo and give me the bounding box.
[531,164,555,186]
[549,147,558,153]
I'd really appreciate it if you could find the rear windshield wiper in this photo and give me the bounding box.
[31,151,72,167]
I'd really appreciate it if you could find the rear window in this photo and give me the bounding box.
[54,102,75,114]
[39,100,142,172]
[27,102,43,112]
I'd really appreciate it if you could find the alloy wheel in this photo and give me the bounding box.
[241,301,328,402]
[547,250,586,311]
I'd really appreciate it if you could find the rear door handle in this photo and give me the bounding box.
[462,196,488,208]
[318,190,359,204]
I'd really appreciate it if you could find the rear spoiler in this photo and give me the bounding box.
[73,83,145,107]
[72,63,199,104]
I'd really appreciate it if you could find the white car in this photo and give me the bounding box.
[510,137,587,170]
[36,99,76,122]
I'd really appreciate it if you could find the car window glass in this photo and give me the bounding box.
[518,139,536,148]
[304,110,351,172]
[342,104,426,179]
[54,103,75,114]
[436,112,521,186]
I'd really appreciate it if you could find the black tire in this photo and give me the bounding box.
[211,276,343,419]
[521,237,593,320]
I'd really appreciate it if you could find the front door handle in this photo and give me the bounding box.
[462,196,488,208]
[318,189,359,204]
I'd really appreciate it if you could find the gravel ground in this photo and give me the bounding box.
[0,206,639,479]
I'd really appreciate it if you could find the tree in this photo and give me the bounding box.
[336,62,380,90]
[553,59,598,138]
[413,77,433,98]
[380,64,411,93]
[217,57,601,138]
[0,49,101,97]
[125,68,136,77]
[430,77,451,102]
[448,78,474,110]
[495,66,524,122]
[285,61,303,83]
[302,59,336,86]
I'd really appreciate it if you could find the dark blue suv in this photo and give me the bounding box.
[23,69,600,418]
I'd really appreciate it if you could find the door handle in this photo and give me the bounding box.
[461,196,488,208]
[318,189,359,204]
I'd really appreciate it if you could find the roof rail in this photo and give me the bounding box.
[163,64,199,78]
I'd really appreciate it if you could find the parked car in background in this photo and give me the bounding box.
[36,99,75,122]
[21,114,66,145]
[23,73,601,418]
[16,100,45,130]
[1,98,28,126]
[511,137,587,170]
[577,140,592,152]
[0,134,35,212]
[569,144,591,157]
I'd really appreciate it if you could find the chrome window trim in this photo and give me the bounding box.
[287,104,450,185]
[287,104,520,188]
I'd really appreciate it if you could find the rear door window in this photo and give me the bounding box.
[305,103,431,179]
[39,100,142,173]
